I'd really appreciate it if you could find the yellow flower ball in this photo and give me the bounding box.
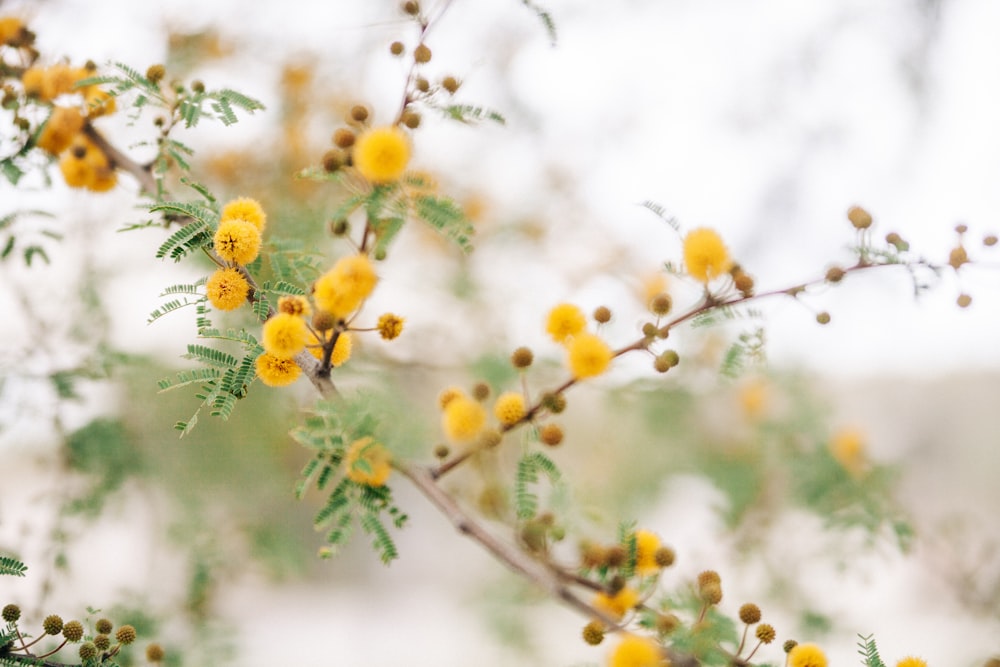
[353,125,411,183]
[546,303,586,343]
[608,634,661,667]
[896,658,928,667]
[377,313,405,340]
[277,295,311,317]
[593,587,639,621]
[83,86,116,118]
[0,16,25,45]
[214,218,261,266]
[345,436,392,487]
[567,332,613,379]
[330,331,352,367]
[262,312,307,359]
[205,267,249,311]
[40,64,81,102]
[493,391,526,426]
[442,394,487,443]
[58,137,115,191]
[438,386,464,409]
[21,66,46,97]
[683,227,732,283]
[829,427,867,478]
[255,352,301,387]
[36,106,84,155]
[788,643,828,667]
[313,254,378,318]
[221,197,267,232]
[634,530,662,576]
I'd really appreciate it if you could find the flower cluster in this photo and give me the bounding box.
[206,197,267,311]
[546,303,614,379]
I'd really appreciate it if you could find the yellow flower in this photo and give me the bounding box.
[36,106,84,155]
[829,427,867,478]
[221,197,267,232]
[0,17,24,45]
[58,137,116,191]
[738,378,769,420]
[567,332,613,379]
[255,352,301,387]
[896,658,928,667]
[313,254,378,318]
[608,634,662,667]
[546,303,586,343]
[593,587,639,621]
[344,436,392,487]
[330,331,352,367]
[21,67,46,97]
[438,386,464,409]
[493,391,526,426]
[262,312,307,359]
[634,530,662,576]
[788,643,828,667]
[442,394,487,443]
[306,330,326,360]
[277,295,311,317]
[213,218,261,265]
[205,267,249,311]
[353,125,411,183]
[83,86,116,118]
[683,227,732,283]
[377,313,405,340]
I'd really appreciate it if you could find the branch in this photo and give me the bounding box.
[81,123,156,195]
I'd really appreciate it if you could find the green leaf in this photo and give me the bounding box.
[639,200,680,232]
[183,344,239,369]
[157,367,223,392]
[520,0,557,45]
[414,195,474,252]
[23,245,49,266]
[443,104,506,125]
[1,158,24,185]
[0,555,27,577]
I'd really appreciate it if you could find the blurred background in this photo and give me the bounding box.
[1,0,999,665]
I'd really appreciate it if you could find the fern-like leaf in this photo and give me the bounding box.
[443,104,506,125]
[0,555,27,577]
[414,195,474,252]
[520,0,557,45]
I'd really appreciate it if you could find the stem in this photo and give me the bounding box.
[81,123,156,195]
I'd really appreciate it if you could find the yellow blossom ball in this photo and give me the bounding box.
[345,436,392,487]
[36,106,85,155]
[895,658,928,667]
[634,530,662,576]
[83,86,116,117]
[330,331,352,367]
[255,352,301,387]
[438,386,464,409]
[214,218,261,266]
[58,137,114,191]
[262,312,308,359]
[0,16,24,45]
[278,295,311,317]
[788,643,828,667]
[493,391,526,426]
[442,394,487,443]
[21,67,46,97]
[567,332,613,379]
[683,227,732,283]
[313,254,378,318]
[205,267,249,311]
[829,427,867,477]
[377,312,405,340]
[608,634,662,667]
[40,64,83,102]
[593,587,639,621]
[353,125,411,183]
[221,197,267,232]
[546,303,586,343]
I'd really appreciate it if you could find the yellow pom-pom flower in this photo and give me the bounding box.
[255,352,301,387]
[277,295,311,317]
[21,67,46,97]
[567,332,613,379]
[214,218,261,266]
[0,17,25,45]
[58,137,116,191]
[442,394,487,443]
[546,303,586,343]
[221,197,267,232]
[788,643,828,667]
[683,227,732,283]
[634,530,662,576]
[377,313,405,340]
[36,106,84,155]
[205,267,249,311]
[895,658,927,667]
[608,634,661,667]
[829,427,867,478]
[593,587,639,621]
[438,386,464,409]
[313,254,378,318]
[493,391,526,426]
[344,437,392,487]
[353,125,411,183]
[262,312,307,359]
[330,332,352,367]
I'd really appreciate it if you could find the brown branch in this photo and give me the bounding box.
[81,123,156,195]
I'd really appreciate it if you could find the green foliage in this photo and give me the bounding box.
[413,194,474,252]
[152,216,214,262]
[514,451,561,520]
[640,200,680,233]
[664,589,739,666]
[0,556,27,577]
[0,210,60,266]
[441,104,507,125]
[291,397,408,564]
[720,327,766,378]
[857,633,888,667]
[64,418,143,515]
[519,0,558,45]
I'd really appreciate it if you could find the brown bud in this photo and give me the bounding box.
[733,271,754,297]
[739,603,762,624]
[511,346,534,368]
[649,293,672,316]
[847,205,873,230]
[415,77,430,93]
[322,148,347,173]
[433,443,450,459]
[816,311,831,325]
[349,104,369,123]
[582,620,605,645]
[539,423,564,447]
[956,223,969,234]
[312,311,336,332]
[333,128,355,148]
[949,246,968,269]
[957,293,972,308]
[441,76,460,94]
[825,266,845,283]
[413,44,432,64]
[402,110,421,129]
[472,382,490,401]
[146,64,166,83]
[593,306,612,323]
[402,1,420,15]
[389,41,405,56]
